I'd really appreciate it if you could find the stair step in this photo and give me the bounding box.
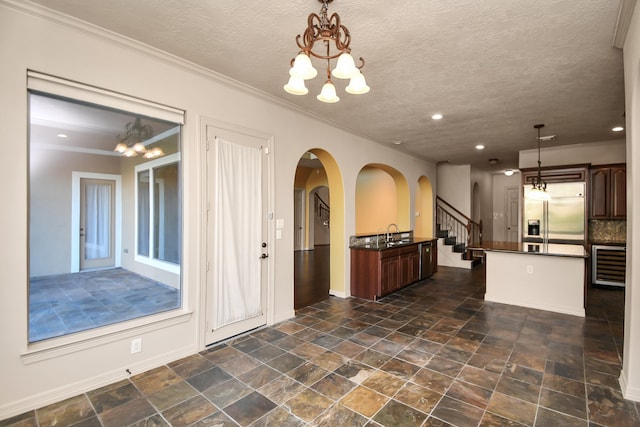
[436,230,449,238]
[444,236,456,245]
[453,243,466,253]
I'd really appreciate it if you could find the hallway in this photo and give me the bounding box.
[3,266,638,426]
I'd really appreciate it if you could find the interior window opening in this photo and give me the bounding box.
[28,88,183,343]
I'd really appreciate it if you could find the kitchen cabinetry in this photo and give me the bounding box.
[351,242,428,300]
[590,164,626,219]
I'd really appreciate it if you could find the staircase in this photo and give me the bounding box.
[436,196,483,269]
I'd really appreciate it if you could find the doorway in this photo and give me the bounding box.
[293,153,330,309]
[204,124,272,345]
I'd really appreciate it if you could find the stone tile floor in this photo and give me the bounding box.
[3,266,639,426]
[29,268,180,342]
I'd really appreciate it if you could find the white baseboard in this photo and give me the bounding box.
[619,369,640,402]
[271,310,295,325]
[329,289,346,298]
[0,344,197,421]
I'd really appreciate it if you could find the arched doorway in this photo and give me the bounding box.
[293,150,344,309]
[416,176,434,238]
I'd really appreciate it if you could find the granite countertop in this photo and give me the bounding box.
[468,241,588,258]
[350,237,436,251]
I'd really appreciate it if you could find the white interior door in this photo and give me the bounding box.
[294,189,305,251]
[506,186,520,242]
[80,178,116,271]
[205,125,271,345]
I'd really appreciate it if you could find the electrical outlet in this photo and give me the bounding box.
[526,265,533,274]
[130,337,142,354]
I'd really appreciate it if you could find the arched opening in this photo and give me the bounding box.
[355,164,410,234]
[416,176,434,237]
[472,182,481,224]
[293,150,345,309]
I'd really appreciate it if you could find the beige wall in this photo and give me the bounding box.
[355,166,397,234]
[519,139,626,169]
[0,2,436,417]
[621,1,640,402]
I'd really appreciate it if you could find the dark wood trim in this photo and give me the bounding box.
[521,164,589,184]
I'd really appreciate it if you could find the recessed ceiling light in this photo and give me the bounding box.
[431,113,443,120]
[612,126,624,132]
[57,133,68,138]
[475,144,485,150]
[392,140,402,145]
[504,169,514,176]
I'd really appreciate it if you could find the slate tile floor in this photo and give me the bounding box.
[5,265,639,426]
[29,268,180,342]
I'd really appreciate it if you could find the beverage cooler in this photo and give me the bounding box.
[592,245,626,287]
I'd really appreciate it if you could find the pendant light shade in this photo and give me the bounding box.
[332,53,358,79]
[289,53,318,80]
[317,80,340,103]
[284,75,309,95]
[345,70,370,94]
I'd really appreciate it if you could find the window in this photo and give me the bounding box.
[28,72,184,343]
[135,154,181,273]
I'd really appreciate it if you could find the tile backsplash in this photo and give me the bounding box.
[589,220,626,244]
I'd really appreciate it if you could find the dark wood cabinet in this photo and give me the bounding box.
[590,164,626,219]
[350,243,423,300]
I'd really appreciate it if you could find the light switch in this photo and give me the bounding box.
[276,219,285,229]
[276,229,282,240]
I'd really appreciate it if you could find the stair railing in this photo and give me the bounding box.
[314,193,330,227]
[436,196,482,247]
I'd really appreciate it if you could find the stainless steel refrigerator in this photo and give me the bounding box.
[523,182,586,244]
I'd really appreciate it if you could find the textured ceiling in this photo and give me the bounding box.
[24,0,626,171]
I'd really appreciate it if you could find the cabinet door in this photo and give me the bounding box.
[590,168,610,219]
[408,252,420,283]
[611,166,626,219]
[381,257,399,295]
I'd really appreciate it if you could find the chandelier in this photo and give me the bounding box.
[113,117,164,158]
[284,0,369,103]
[528,124,551,201]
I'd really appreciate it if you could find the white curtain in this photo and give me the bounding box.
[214,138,262,328]
[85,183,111,259]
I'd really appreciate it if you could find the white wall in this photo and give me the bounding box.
[620,2,640,402]
[0,2,437,418]
[436,163,471,216]
[519,139,626,169]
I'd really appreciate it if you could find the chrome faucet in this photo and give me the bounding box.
[386,223,399,242]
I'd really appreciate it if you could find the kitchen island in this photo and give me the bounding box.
[469,241,588,317]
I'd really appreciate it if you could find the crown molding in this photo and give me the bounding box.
[613,0,638,48]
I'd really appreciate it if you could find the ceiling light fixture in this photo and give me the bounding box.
[431,113,443,120]
[612,126,624,132]
[57,133,68,138]
[504,169,514,176]
[284,0,369,103]
[528,124,550,201]
[475,144,485,150]
[113,117,164,159]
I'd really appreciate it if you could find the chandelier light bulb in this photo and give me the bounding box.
[114,142,127,153]
[332,53,358,79]
[133,142,146,153]
[317,81,340,103]
[289,53,318,80]
[284,75,309,95]
[345,70,370,94]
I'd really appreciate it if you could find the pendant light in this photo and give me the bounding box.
[527,124,551,201]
